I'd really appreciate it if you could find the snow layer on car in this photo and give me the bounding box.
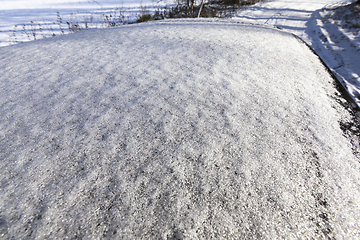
[0,20,359,239]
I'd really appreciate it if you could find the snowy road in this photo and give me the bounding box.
[1,20,360,239]
[234,0,360,108]
[234,0,340,41]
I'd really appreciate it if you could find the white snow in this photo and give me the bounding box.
[0,0,173,46]
[234,0,360,108]
[0,20,360,239]
[1,0,359,108]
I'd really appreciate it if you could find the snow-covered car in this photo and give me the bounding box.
[0,20,359,239]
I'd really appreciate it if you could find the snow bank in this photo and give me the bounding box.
[0,20,359,239]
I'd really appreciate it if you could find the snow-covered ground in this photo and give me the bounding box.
[0,0,174,46]
[1,19,360,239]
[1,0,359,107]
[234,0,360,108]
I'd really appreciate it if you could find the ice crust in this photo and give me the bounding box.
[0,21,360,239]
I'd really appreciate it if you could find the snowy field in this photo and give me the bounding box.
[0,0,174,46]
[1,20,360,239]
[234,0,360,109]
